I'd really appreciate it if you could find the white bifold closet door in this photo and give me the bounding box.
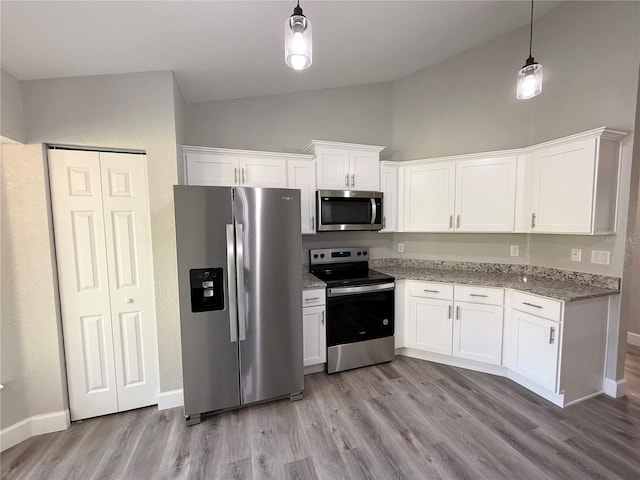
[49,149,159,421]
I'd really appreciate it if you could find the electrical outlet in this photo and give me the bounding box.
[397,243,404,253]
[571,248,582,262]
[591,250,611,265]
[510,245,519,257]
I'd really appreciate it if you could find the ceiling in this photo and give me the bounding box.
[1,1,559,104]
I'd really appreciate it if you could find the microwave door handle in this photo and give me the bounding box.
[370,198,377,224]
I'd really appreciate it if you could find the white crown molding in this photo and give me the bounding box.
[182,145,314,160]
[304,140,386,154]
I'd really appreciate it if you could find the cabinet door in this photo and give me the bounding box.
[403,162,455,232]
[316,147,351,190]
[288,159,316,234]
[455,156,516,232]
[239,156,287,188]
[303,306,326,366]
[380,163,398,232]
[510,310,560,391]
[185,152,237,186]
[350,150,380,191]
[453,302,503,365]
[530,138,597,233]
[406,296,453,355]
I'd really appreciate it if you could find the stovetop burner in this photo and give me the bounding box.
[309,247,394,287]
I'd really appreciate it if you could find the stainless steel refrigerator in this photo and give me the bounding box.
[174,185,303,425]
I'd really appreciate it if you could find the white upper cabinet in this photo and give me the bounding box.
[288,158,317,234]
[528,128,625,234]
[306,140,384,191]
[183,147,289,188]
[402,161,456,232]
[401,156,515,233]
[380,162,398,232]
[455,156,517,232]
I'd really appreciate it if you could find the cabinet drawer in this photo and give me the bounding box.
[512,292,561,321]
[408,281,454,300]
[454,285,504,306]
[303,289,326,307]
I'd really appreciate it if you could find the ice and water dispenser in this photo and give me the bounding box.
[189,268,224,312]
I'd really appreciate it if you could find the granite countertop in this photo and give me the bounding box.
[302,260,621,302]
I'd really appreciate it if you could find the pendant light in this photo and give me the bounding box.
[516,0,543,99]
[285,0,312,70]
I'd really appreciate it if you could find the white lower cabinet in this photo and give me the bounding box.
[302,289,326,367]
[453,302,503,365]
[509,310,559,391]
[407,296,453,355]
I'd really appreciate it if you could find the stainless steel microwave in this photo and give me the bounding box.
[316,190,383,231]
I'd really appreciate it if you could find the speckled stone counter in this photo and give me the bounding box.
[370,259,620,302]
[302,269,325,289]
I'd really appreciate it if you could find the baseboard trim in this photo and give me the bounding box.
[157,389,184,410]
[627,332,640,347]
[304,364,325,375]
[603,377,627,398]
[1,409,70,452]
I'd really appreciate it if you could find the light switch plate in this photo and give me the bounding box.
[571,248,582,262]
[510,245,520,257]
[397,243,405,253]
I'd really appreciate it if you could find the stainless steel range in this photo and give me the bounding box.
[309,247,395,373]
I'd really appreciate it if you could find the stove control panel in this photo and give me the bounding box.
[309,247,369,265]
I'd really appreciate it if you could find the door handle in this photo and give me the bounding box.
[351,174,355,188]
[235,223,247,341]
[370,198,377,225]
[124,297,133,304]
[226,224,238,343]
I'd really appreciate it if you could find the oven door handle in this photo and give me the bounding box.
[328,282,395,297]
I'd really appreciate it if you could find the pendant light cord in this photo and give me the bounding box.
[529,0,534,58]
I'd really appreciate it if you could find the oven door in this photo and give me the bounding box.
[317,190,383,231]
[326,283,394,346]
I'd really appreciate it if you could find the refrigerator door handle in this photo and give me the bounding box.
[226,224,238,343]
[235,223,247,341]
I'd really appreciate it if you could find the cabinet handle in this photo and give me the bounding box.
[449,215,453,229]
[423,289,440,293]
[448,305,452,319]
[345,173,349,187]
[321,311,325,326]
[311,215,315,231]
[469,294,489,298]
[522,301,543,309]
[382,216,386,230]
[531,213,536,229]
[456,305,460,320]
[234,167,238,184]
[456,215,461,229]
[549,327,555,344]
[351,174,355,188]
[242,168,246,184]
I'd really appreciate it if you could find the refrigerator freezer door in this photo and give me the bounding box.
[234,187,304,404]
[174,186,241,417]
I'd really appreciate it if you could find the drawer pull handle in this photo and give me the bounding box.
[423,289,440,293]
[523,301,543,309]
[469,294,489,298]
[549,327,555,344]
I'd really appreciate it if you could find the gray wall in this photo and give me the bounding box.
[1,144,67,429]
[20,71,184,392]
[186,82,393,158]
[1,70,26,143]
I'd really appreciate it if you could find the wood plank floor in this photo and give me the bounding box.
[3,355,640,480]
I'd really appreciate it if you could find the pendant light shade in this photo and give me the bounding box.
[285,1,312,70]
[517,0,542,99]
